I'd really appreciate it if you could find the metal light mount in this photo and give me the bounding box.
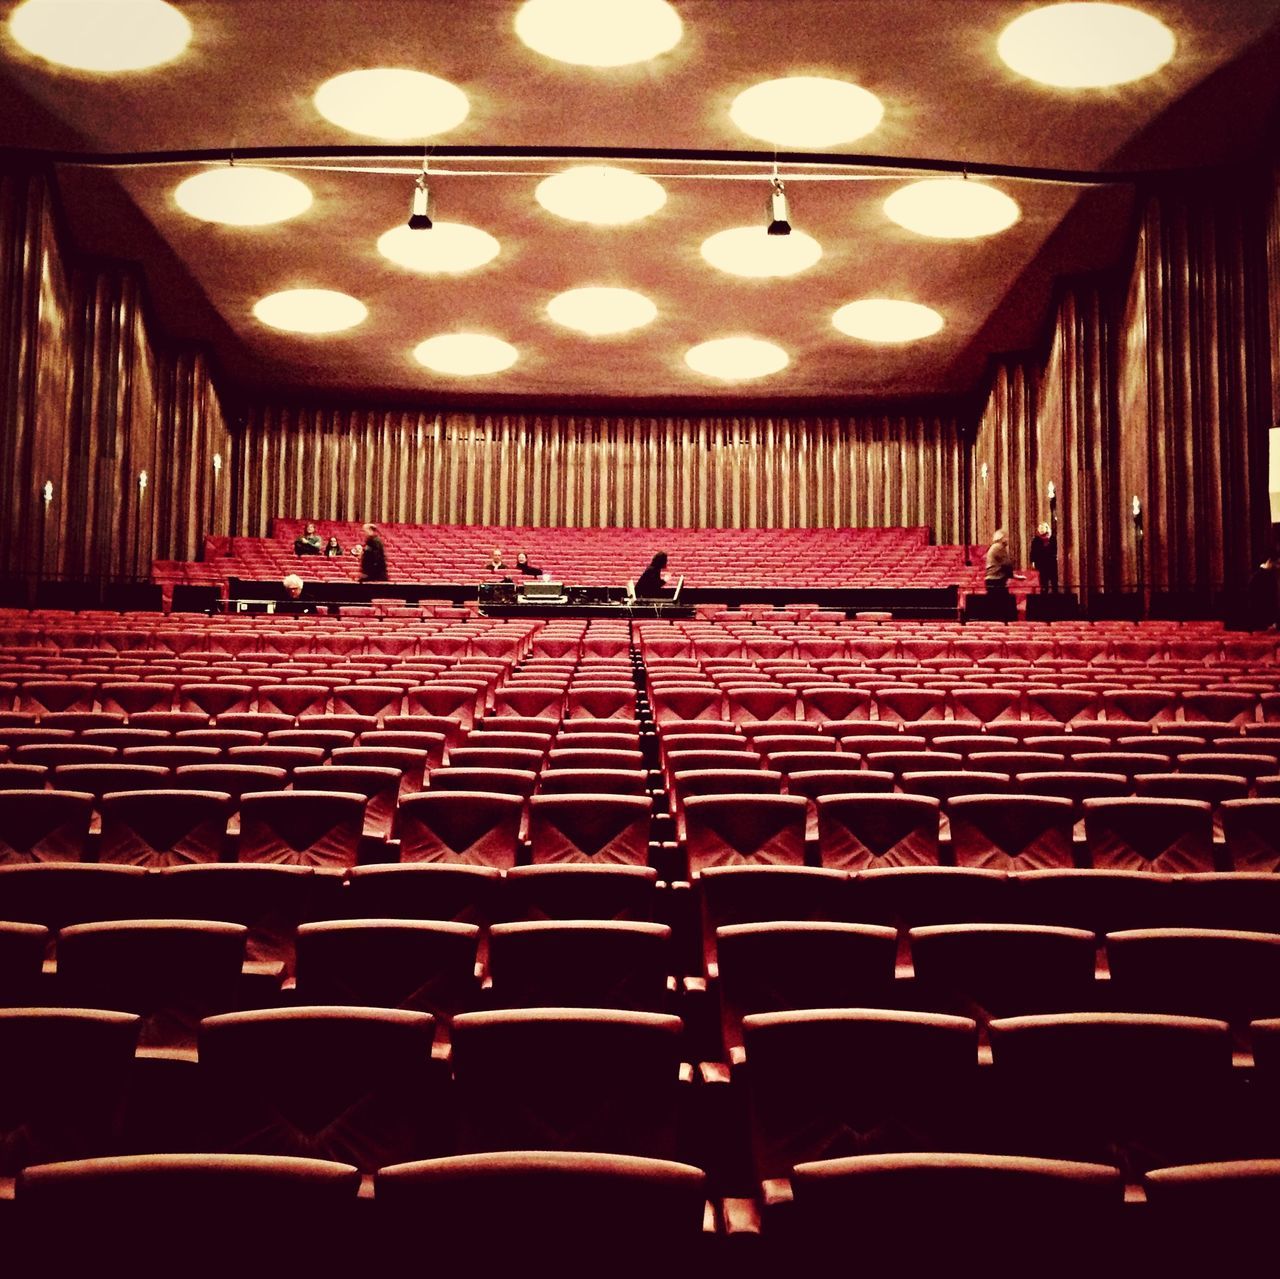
[408,170,432,230]
[767,175,791,236]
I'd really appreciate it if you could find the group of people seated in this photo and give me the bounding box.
[485,548,545,579]
[292,524,345,558]
[291,523,387,582]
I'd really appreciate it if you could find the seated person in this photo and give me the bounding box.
[323,535,343,557]
[486,547,507,573]
[515,550,544,577]
[277,572,315,614]
[293,522,322,556]
[634,551,670,598]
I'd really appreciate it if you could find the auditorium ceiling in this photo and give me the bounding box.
[1,0,1279,407]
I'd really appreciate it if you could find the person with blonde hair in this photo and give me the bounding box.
[1030,520,1058,592]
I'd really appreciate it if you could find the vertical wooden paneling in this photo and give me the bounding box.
[232,403,968,540]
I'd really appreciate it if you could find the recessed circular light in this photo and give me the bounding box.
[174,168,313,227]
[833,299,944,343]
[730,76,883,148]
[9,0,191,71]
[700,225,823,279]
[536,166,667,225]
[253,289,367,334]
[997,3,1175,88]
[547,286,657,336]
[514,0,681,67]
[685,336,789,382]
[314,67,469,139]
[413,333,519,376]
[883,178,1021,240]
[377,222,501,274]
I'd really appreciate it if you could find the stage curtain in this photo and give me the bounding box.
[0,163,230,582]
[231,406,967,539]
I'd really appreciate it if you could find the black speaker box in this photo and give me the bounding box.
[963,592,1017,622]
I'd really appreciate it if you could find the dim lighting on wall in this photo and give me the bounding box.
[1047,480,1056,501]
[138,470,149,494]
[980,462,989,484]
[42,480,53,504]
[212,453,223,475]
[1131,495,1141,519]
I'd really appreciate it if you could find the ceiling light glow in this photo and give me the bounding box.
[377,222,501,274]
[685,336,789,382]
[174,168,313,227]
[413,333,519,376]
[547,286,657,335]
[700,226,822,279]
[253,289,367,334]
[833,298,944,344]
[730,76,884,148]
[997,3,1175,88]
[514,0,682,67]
[9,0,191,71]
[536,166,667,225]
[314,67,469,139]
[883,178,1021,239]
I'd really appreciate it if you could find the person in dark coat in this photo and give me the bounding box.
[1030,521,1058,592]
[634,551,669,597]
[323,536,343,557]
[358,523,387,582]
[984,529,1023,592]
[515,551,543,577]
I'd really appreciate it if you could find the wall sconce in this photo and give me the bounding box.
[212,453,222,476]
[1047,480,1055,501]
[979,462,989,484]
[1131,495,1142,521]
[138,470,149,495]
[41,480,53,505]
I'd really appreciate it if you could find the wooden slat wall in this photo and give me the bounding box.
[231,406,968,538]
[975,167,1277,599]
[0,164,231,581]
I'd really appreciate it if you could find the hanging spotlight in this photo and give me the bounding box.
[408,171,432,231]
[766,176,791,236]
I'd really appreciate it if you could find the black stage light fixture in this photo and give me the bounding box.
[767,176,791,236]
[408,172,432,230]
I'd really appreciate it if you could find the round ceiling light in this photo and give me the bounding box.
[685,336,789,382]
[413,333,519,376]
[883,178,1021,239]
[536,166,667,225]
[547,286,657,336]
[377,222,501,274]
[174,168,313,227]
[8,0,191,71]
[253,289,367,334]
[700,225,823,279]
[514,0,681,67]
[997,3,1176,88]
[729,76,884,148]
[833,298,944,343]
[314,68,469,139]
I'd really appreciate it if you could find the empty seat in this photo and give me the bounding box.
[373,1151,708,1270]
[486,920,672,1012]
[684,794,806,872]
[449,1008,686,1160]
[0,1007,140,1176]
[99,790,232,866]
[1221,798,1280,871]
[175,763,289,799]
[715,921,898,1055]
[293,919,481,1032]
[740,1009,980,1183]
[1083,797,1214,872]
[988,1012,1235,1177]
[504,864,659,923]
[817,794,941,870]
[293,765,402,841]
[949,795,1075,871]
[1009,868,1178,935]
[0,790,93,863]
[56,919,248,1050]
[910,923,1097,1022]
[528,794,651,865]
[1105,928,1280,1029]
[397,792,522,868]
[237,791,366,870]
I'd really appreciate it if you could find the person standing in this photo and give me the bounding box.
[1030,521,1058,592]
[358,523,387,582]
[984,530,1024,593]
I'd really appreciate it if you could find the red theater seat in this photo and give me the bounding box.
[397,791,522,868]
[238,790,366,869]
[99,789,231,866]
